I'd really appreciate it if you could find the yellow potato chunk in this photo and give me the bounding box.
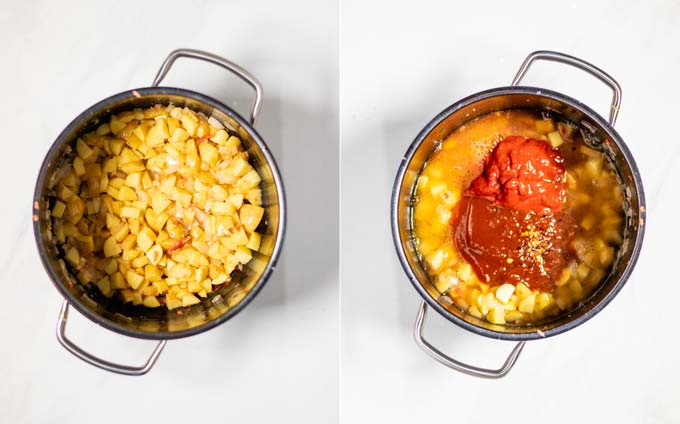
[136,227,156,252]
[239,204,264,233]
[126,270,144,290]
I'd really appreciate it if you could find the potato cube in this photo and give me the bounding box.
[535,119,555,133]
[234,246,252,264]
[245,188,262,205]
[52,201,66,218]
[65,247,80,266]
[247,232,261,251]
[122,248,140,261]
[126,270,144,290]
[73,157,86,176]
[236,169,261,192]
[101,157,117,174]
[111,222,129,242]
[76,139,94,160]
[505,310,524,322]
[132,255,149,269]
[143,296,161,308]
[144,264,163,281]
[518,294,536,313]
[182,294,200,307]
[136,227,157,252]
[494,283,515,304]
[117,186,137,201]
[211,129,228,144]
[121,233,137,250]
[103,236,121,257]
[109,139,124,156]
[547,131,564,147]
[149,192,170,216]
[120,206,141,219]
[181,111,198,136]
[96,123,111,135]
[110,272,126,289]
[536,293,554,311]
[125,172,141,188]
[146,119,169,147]
[239,204,264,233]
[166,295,182,310]
[198,143,219,167]
[487,307,506,324]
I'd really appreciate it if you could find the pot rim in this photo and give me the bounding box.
[33,86,286,340]
[391,85,646,341]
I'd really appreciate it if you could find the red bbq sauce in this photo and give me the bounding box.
[453,136,574,290]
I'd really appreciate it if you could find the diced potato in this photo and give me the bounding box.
[487,307,505,324]
[120,206,141,219]
[96,276,113,297]
[103,236,121,257]
[519,294,536,313]
[136,227,156,252]
[239,204,264,233]
[65,247,80,266]
[198,143,219,167]
[143,296,161,308]
[182,294,200,307]
[144,243,162,265]
[146,119,169,147]
[73,157,86,176]
[52,200,66,218]
[126,270,144,290]
[494,283,515,304]
[556,267,571,287]
[245,188,262,205]
[234,246,252,264]
[247,232,261,251]
[76,139,94,160]
[547,131,564,147]
[535,119,555,133]
[536,293,554,311]
[236,169,261,192]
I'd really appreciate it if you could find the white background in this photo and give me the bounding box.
[341,0,679,423]
[0,0,338,423]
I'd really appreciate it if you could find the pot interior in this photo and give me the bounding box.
[394,88,645,340]
[34,88,284,339]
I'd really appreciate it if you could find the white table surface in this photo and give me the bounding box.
[340,0,680,423]
[0,0,338,423]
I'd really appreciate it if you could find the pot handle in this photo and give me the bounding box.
[152,48,263,125]
[511,50,622,126]
[56,300,167,376]
[414,302,525,379]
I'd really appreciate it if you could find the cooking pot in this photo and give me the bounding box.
[33,49,286,375]
[391,51,645,378]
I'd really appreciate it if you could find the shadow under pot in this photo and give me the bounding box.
[391,50,645,378]
[33,49,286,375]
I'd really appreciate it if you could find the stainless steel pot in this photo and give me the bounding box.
[391,51,645,378]
[33,49,286,375]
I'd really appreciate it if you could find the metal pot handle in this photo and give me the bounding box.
[152,48,263,125]
[414,302,525,379]
[511,50,622,126]
[56,300,167,376]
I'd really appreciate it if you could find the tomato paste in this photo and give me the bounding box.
[465,136,565,216]
[453,136,573,290]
